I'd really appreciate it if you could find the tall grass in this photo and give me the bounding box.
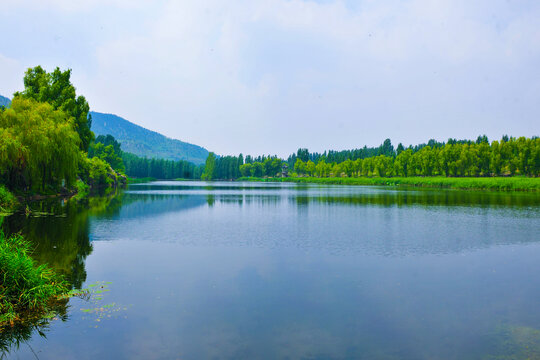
[237,176,540,191]
[0,230,68,325]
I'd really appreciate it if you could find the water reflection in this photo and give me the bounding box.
[1,182,539,359]
[2,195,125,289]
[0,195,124,356]
[0,299,69,358]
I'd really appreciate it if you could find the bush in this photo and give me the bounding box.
[78,156,118,191]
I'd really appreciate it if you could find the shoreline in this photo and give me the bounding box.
[235,176,540,192]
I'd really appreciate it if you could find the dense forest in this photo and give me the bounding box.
[122,152,203,179]
[89,134,203,180]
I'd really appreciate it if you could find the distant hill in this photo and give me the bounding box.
[0,95,11,107]
[90,111,209,165]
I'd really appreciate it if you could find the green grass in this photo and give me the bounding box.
[0,186,18,214]
[0,230,69,325]
[127,177,156,184]
[237,176,540,191]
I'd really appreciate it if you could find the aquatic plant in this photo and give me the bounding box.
[0,230,69,325]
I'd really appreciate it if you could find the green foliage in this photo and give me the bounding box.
[201,152,217,180]
[73,180,89,200]
[90,111,209,164]
[127,177,156,184]
[275,136,539,180]
[247,176,540,191]
[88,158,115,189]
[89,135,125,173]
[0,186,18,214]
[0,97,80,192]
[78,156,117,191]
[15,66,94,151]
[0,230,69,325]
[122,152,201,179]
[94,135,122,155]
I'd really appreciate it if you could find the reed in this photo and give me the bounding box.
[0,230,68,325]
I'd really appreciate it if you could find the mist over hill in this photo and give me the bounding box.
[90,111,209,165]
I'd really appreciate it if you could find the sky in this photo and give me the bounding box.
[0,0,539,157]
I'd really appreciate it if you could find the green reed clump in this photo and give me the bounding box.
[0,231,68,325]
[0,186,18,214]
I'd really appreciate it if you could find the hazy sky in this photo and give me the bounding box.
[1,0,539,157]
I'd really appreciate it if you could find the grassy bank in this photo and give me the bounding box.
[237,176,540,191]
[0,230,69,325]
[127,177,156,184]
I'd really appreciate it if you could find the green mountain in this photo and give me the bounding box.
[90,111,209,165]
[0,95,11,107]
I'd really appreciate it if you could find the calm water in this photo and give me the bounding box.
[2,181,540,359]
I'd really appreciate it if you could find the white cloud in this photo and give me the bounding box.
[1,0,539,156]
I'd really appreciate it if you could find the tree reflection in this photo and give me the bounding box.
[0,193,124,356]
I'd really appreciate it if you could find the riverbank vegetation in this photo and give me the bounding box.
[127,177,156,184]
[0,66,126,326]
[238,176,540,191]
[0,230,68,325]
[200,136,539,191]
[0,186,18,214]
[0,66,126,199]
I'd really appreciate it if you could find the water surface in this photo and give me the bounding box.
[2,181,540,359]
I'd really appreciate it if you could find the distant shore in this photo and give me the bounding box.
[236,176,540,192]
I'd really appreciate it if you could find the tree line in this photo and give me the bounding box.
[122,152,203,179]
[205,136,539,180]
[3,66,536,191]
[291,137,538,178]
[88,134,203,180]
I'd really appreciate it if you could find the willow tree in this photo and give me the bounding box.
[15,66,94,151]
[0,98,80,191]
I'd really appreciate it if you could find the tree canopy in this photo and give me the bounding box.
[15,66,94,151]
[0,97,80,191]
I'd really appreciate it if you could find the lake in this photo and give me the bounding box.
[2,181,540,359]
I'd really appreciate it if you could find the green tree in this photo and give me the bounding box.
[394,149,412,176]
[0,98,80,191]
[16,66,94,151]
[239,163,253,177]
[201,152,217,180]
[294,159,306,176]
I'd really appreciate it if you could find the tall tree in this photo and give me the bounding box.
[16,66,94,151]
[201,153,217,180]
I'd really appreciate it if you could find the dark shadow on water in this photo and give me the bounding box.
[0,194,124,356]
